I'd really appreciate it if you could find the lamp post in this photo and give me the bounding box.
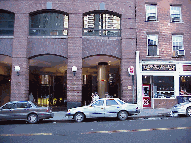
[72,66,77,76]
[14,66,20,76]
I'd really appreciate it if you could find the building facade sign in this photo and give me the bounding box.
[183,65,191,71]
[142,64,176,71]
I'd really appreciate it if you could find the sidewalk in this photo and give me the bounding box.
[47,108,172,122]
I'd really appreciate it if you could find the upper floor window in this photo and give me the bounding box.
[147,35,158,56]
[172,35,184,56]
[83,11,121,37]
[170,6,182,22]
[146,4,157,21]
[29,10,68,36]
[0,9,15,36]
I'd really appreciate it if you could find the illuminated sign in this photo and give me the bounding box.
[142,64,176,71]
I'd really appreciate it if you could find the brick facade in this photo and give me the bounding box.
[136,0,191,108]
[1,0,189,108]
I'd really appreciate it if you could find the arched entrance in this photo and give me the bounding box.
[0,55,11,106]
[82,55,121,105]
[29,54,67,107]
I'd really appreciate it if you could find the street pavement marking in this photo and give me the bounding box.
[81,127,191,134]
[0,133,52,136]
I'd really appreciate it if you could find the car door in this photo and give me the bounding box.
[90,99,105,118]
[14,102,30,119]
[105,99,121,117]
[0,103,16,120]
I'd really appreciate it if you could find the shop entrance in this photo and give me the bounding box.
[142,84,151,107]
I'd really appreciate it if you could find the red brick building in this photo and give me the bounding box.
[0,0,190,109]
[136,0,191,108]
[0,0,136,109]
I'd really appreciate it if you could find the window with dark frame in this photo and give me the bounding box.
[29,10,68,36]
[83,11,121,37]
[147,35,158,56]
[0,10,15,36]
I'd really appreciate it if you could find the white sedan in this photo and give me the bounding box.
[66,98,140,122]
[170,101,191,117]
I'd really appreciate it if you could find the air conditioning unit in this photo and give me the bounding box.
[178,49,185,56]
[172,17,180,22]
[148,16,156,21]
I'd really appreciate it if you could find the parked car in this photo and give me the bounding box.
[170,101,191,117]
[0,101,54,124]
[66,98,140,122]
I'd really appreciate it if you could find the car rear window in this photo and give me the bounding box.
[117,99,125,105]
[106,100,119,106]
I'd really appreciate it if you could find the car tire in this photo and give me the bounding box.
[186,107,191,117]
[28,113,38,124]
[74,112,85,122]
[118,111,128,121]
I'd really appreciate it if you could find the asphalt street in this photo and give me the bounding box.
[0,117,191,143]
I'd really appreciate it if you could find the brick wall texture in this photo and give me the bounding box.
[0,0,190,108]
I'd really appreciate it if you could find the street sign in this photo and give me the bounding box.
[128,66,134,75]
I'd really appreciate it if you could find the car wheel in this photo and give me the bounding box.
[28,113,38,124]
[74,113,85,122]
[186,107,191,117]
[118,111,128,121]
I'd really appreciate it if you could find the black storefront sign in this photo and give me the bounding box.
[142,64,176,71]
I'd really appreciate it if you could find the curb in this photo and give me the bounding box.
[47,113,170,122]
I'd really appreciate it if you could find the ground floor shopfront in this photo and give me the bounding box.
[136,56,191,109]
[0,54,136,109]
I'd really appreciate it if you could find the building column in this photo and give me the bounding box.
[98,62,108,98]
[121,38,136,103]
[11,13,29,101]
[67,13,82,109]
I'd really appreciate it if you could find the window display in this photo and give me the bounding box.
[179,76,191,95]
[153,76,174,98]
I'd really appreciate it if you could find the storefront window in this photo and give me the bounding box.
[179,76,191,95]
[153,76,174,98]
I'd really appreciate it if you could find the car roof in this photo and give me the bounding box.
[9,101,29,103]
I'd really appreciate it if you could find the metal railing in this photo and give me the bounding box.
[83,28,121,37]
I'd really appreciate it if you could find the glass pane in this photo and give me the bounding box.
[106,100,118,106]
[8,21,14,28]
[0,21,8,28]
[153,76,174,98]
[0,30,13,35]
[63,29,67,35]
[64,15,68,28]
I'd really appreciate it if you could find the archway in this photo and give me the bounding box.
[82,55,121,105]
[0,55,12,106]
[29,54,67,107]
